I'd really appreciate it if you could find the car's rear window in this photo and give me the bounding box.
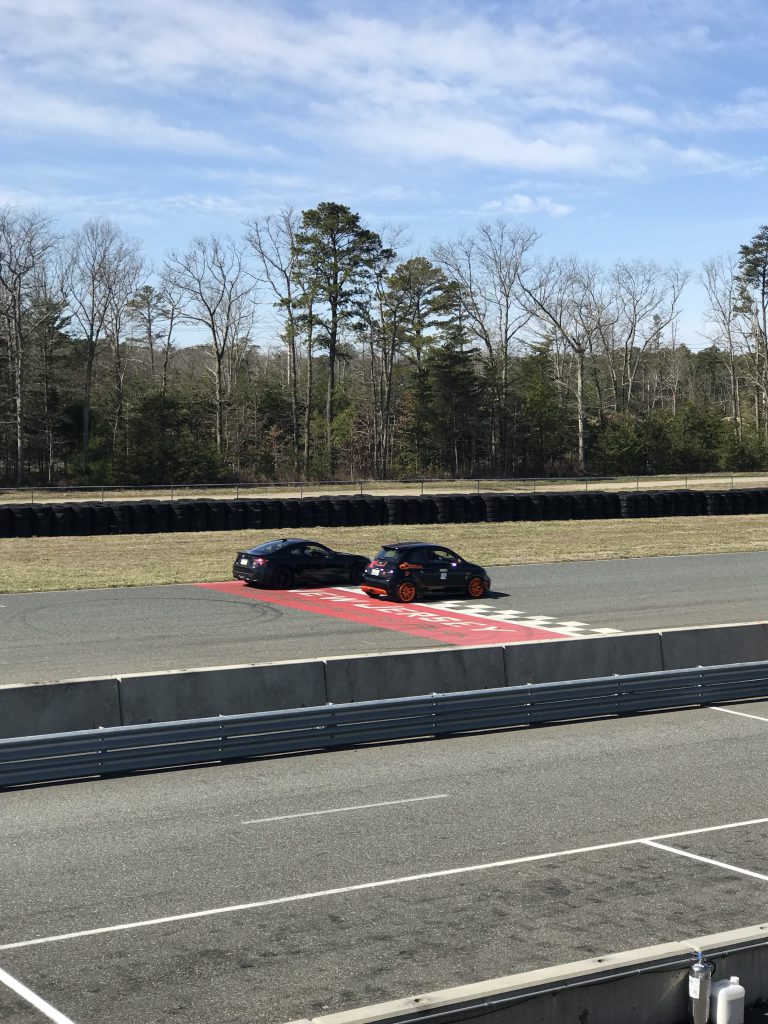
[375,547,401,562]
[247,540,289,555]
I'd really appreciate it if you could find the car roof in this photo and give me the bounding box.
[380,541,443,550]
[250,538,312,547]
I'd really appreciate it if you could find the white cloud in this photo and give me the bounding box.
[0,75,247,155]
[0,0,765,181]
[482,194,573,217]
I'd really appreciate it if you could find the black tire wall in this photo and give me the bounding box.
[3,487,768,537]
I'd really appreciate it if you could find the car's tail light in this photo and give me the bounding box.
[253,557,268,566]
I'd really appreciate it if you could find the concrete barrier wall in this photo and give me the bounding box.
[504,630,664,686]
[324,645,506,703]
[660,620,768,670]
[4,620,768,739]
[282,923,768,1024]
[0,677,121,739]
[118,659,327,725]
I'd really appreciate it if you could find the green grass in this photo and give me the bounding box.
[3,515,768,594]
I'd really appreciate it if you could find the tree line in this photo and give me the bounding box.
[1,201,768,486]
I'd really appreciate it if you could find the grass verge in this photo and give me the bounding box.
[2,515,768,594]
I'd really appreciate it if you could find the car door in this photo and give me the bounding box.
[422,546,465,593]
[301,542,338,584]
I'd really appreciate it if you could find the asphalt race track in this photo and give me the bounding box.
[2,551,768,686]
[3,550,768,1023]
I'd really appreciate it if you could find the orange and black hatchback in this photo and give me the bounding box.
[361,541,491,603]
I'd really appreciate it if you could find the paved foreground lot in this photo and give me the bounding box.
[2,698,768,1023]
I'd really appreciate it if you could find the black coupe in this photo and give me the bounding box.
[233,538,370,589]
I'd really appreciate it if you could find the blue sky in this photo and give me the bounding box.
[2,0,768,344]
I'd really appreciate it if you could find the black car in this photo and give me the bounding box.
[361,541,491,603]
[233,538,370,589]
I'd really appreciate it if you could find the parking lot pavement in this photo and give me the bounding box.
[3,699,768,1023]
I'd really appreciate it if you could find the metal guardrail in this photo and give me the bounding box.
[3,661,768,788]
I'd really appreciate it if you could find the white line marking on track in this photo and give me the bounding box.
[643,840,768,882]
[5,815,768,953]
[712,706,768,723]
[653,816,768,840]
[0,966,76,1024]
[241,794,449,824]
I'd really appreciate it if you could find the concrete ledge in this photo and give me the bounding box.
[324,645,506,703]
[118,659,327,724]
[283,923,768,1024]
[661,621,768,670]
[0,677,121,739]
[504,630,664,686]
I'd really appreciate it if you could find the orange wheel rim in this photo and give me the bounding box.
[469,578,485,597]
[399,582,416,601]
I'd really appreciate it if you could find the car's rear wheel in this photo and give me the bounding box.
[467,576,487,599]
[394,579,418,603]
[348,565,365,585]
[271,566,293,589]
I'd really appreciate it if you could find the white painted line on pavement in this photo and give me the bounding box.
[241,794,449,824]
[712,706,768,723]
[653,816,768,841]
[5,814,768,953]
[0,966,76,1024]
[643,840,768,882]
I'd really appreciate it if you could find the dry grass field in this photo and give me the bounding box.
[3,472,768,505]
[2,515,768,594]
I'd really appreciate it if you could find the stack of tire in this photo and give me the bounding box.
[5,485,768,537]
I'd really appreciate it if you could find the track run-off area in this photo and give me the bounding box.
[3,551,768,1022]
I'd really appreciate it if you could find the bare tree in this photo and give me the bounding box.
[602,260,688,413]
[65,220,143,459]
[245,209,304,475]
[164,236,255,457]
[0,207,59,483]
[434,221,539,472]
[702,255,744,435]
[519,257,614,474]
[104,249,144,462]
